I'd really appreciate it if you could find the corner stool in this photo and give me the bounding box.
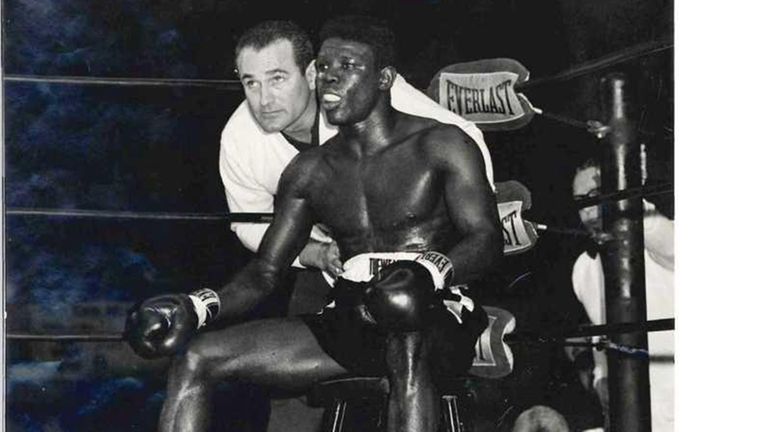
[307,376,476,432]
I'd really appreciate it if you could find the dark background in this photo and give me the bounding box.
[3,0,673,430]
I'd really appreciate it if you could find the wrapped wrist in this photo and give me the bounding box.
[188,288,221,329]
[414,252,454,290]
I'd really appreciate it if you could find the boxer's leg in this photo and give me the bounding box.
[384,331,439,432]
[159,317,346,432]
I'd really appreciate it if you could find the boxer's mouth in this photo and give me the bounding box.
[321,93,342,109]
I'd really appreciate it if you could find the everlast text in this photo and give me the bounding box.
[445,78,517,117]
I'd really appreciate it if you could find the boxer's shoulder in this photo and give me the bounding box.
[394,115,467,149]
[413,120,478,166]
[420,121,469,144]
[279,147,333,194]
[399,113,454,135]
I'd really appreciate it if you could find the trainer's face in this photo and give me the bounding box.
[236,39,315,134]
[573,166,603,237]
[316,38,382,125]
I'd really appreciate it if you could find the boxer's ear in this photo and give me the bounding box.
[378,66,396,91]
[305,60,317,91]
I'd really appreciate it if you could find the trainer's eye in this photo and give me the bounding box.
[244,80,257,89]
[341,61,355,70]
[316,62,328,72]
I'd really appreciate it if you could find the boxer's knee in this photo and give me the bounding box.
[384,331,431,373]
[172,334,221,384]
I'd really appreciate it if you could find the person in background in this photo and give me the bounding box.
[570,159,674,431]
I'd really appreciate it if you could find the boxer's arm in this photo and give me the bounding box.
[220,115,339,272]
[430,126,503,283]
[215,156,317,322]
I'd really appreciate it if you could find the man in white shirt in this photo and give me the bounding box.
[220,20,494,282]
[570,160,674,432]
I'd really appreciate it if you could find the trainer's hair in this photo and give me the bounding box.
[235,21,314,71]
[319,15,396,68]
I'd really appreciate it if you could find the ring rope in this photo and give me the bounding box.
[534,109,659,139]
[2,74,241,90]
[559,338,651,358]
[508,318,674,343]
[574,183,673,209]
[519,37,673,91]
[5,184,672,222]
[536,110,596,131]
[3,39,671,92]
[6,207,592,237]
[5,208,273,223]
[6,318,673,344]
[504,318,673,359]
[5,333,125,342]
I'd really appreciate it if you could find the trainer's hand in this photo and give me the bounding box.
[125,294,198,359]
[299,240,343,275]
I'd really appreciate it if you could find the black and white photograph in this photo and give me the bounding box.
[2,1,686,431]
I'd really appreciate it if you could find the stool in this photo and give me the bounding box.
[307,376,475,432]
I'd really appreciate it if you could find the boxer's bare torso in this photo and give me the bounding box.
[282,114,465,260]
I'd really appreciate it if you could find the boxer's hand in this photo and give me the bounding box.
[364,256,448,331]
[299,240,343,276]
[124,294,198,359]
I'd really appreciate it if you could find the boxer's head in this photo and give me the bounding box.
[573,160,603,239]
[234,21,317,134]
[316,16,397,125]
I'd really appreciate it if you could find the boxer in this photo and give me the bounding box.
[126,16,502,432]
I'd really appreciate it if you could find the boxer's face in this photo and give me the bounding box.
[316,38,382,125]
[236,39,316,134]
[573,165,603,237]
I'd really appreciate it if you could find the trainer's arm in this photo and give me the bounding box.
[219,129,276,253]
[215,158,316,322]
[432,126,503,283]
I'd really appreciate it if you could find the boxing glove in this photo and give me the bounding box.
[364,252,453,331]
[125,288,220,359]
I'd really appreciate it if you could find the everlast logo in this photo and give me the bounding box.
[500,209,524,248]
[439,71,526,124]
[369,258,398,278]
[473,315,497,366]
[445,78,518,116]
[496,200,534,255]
